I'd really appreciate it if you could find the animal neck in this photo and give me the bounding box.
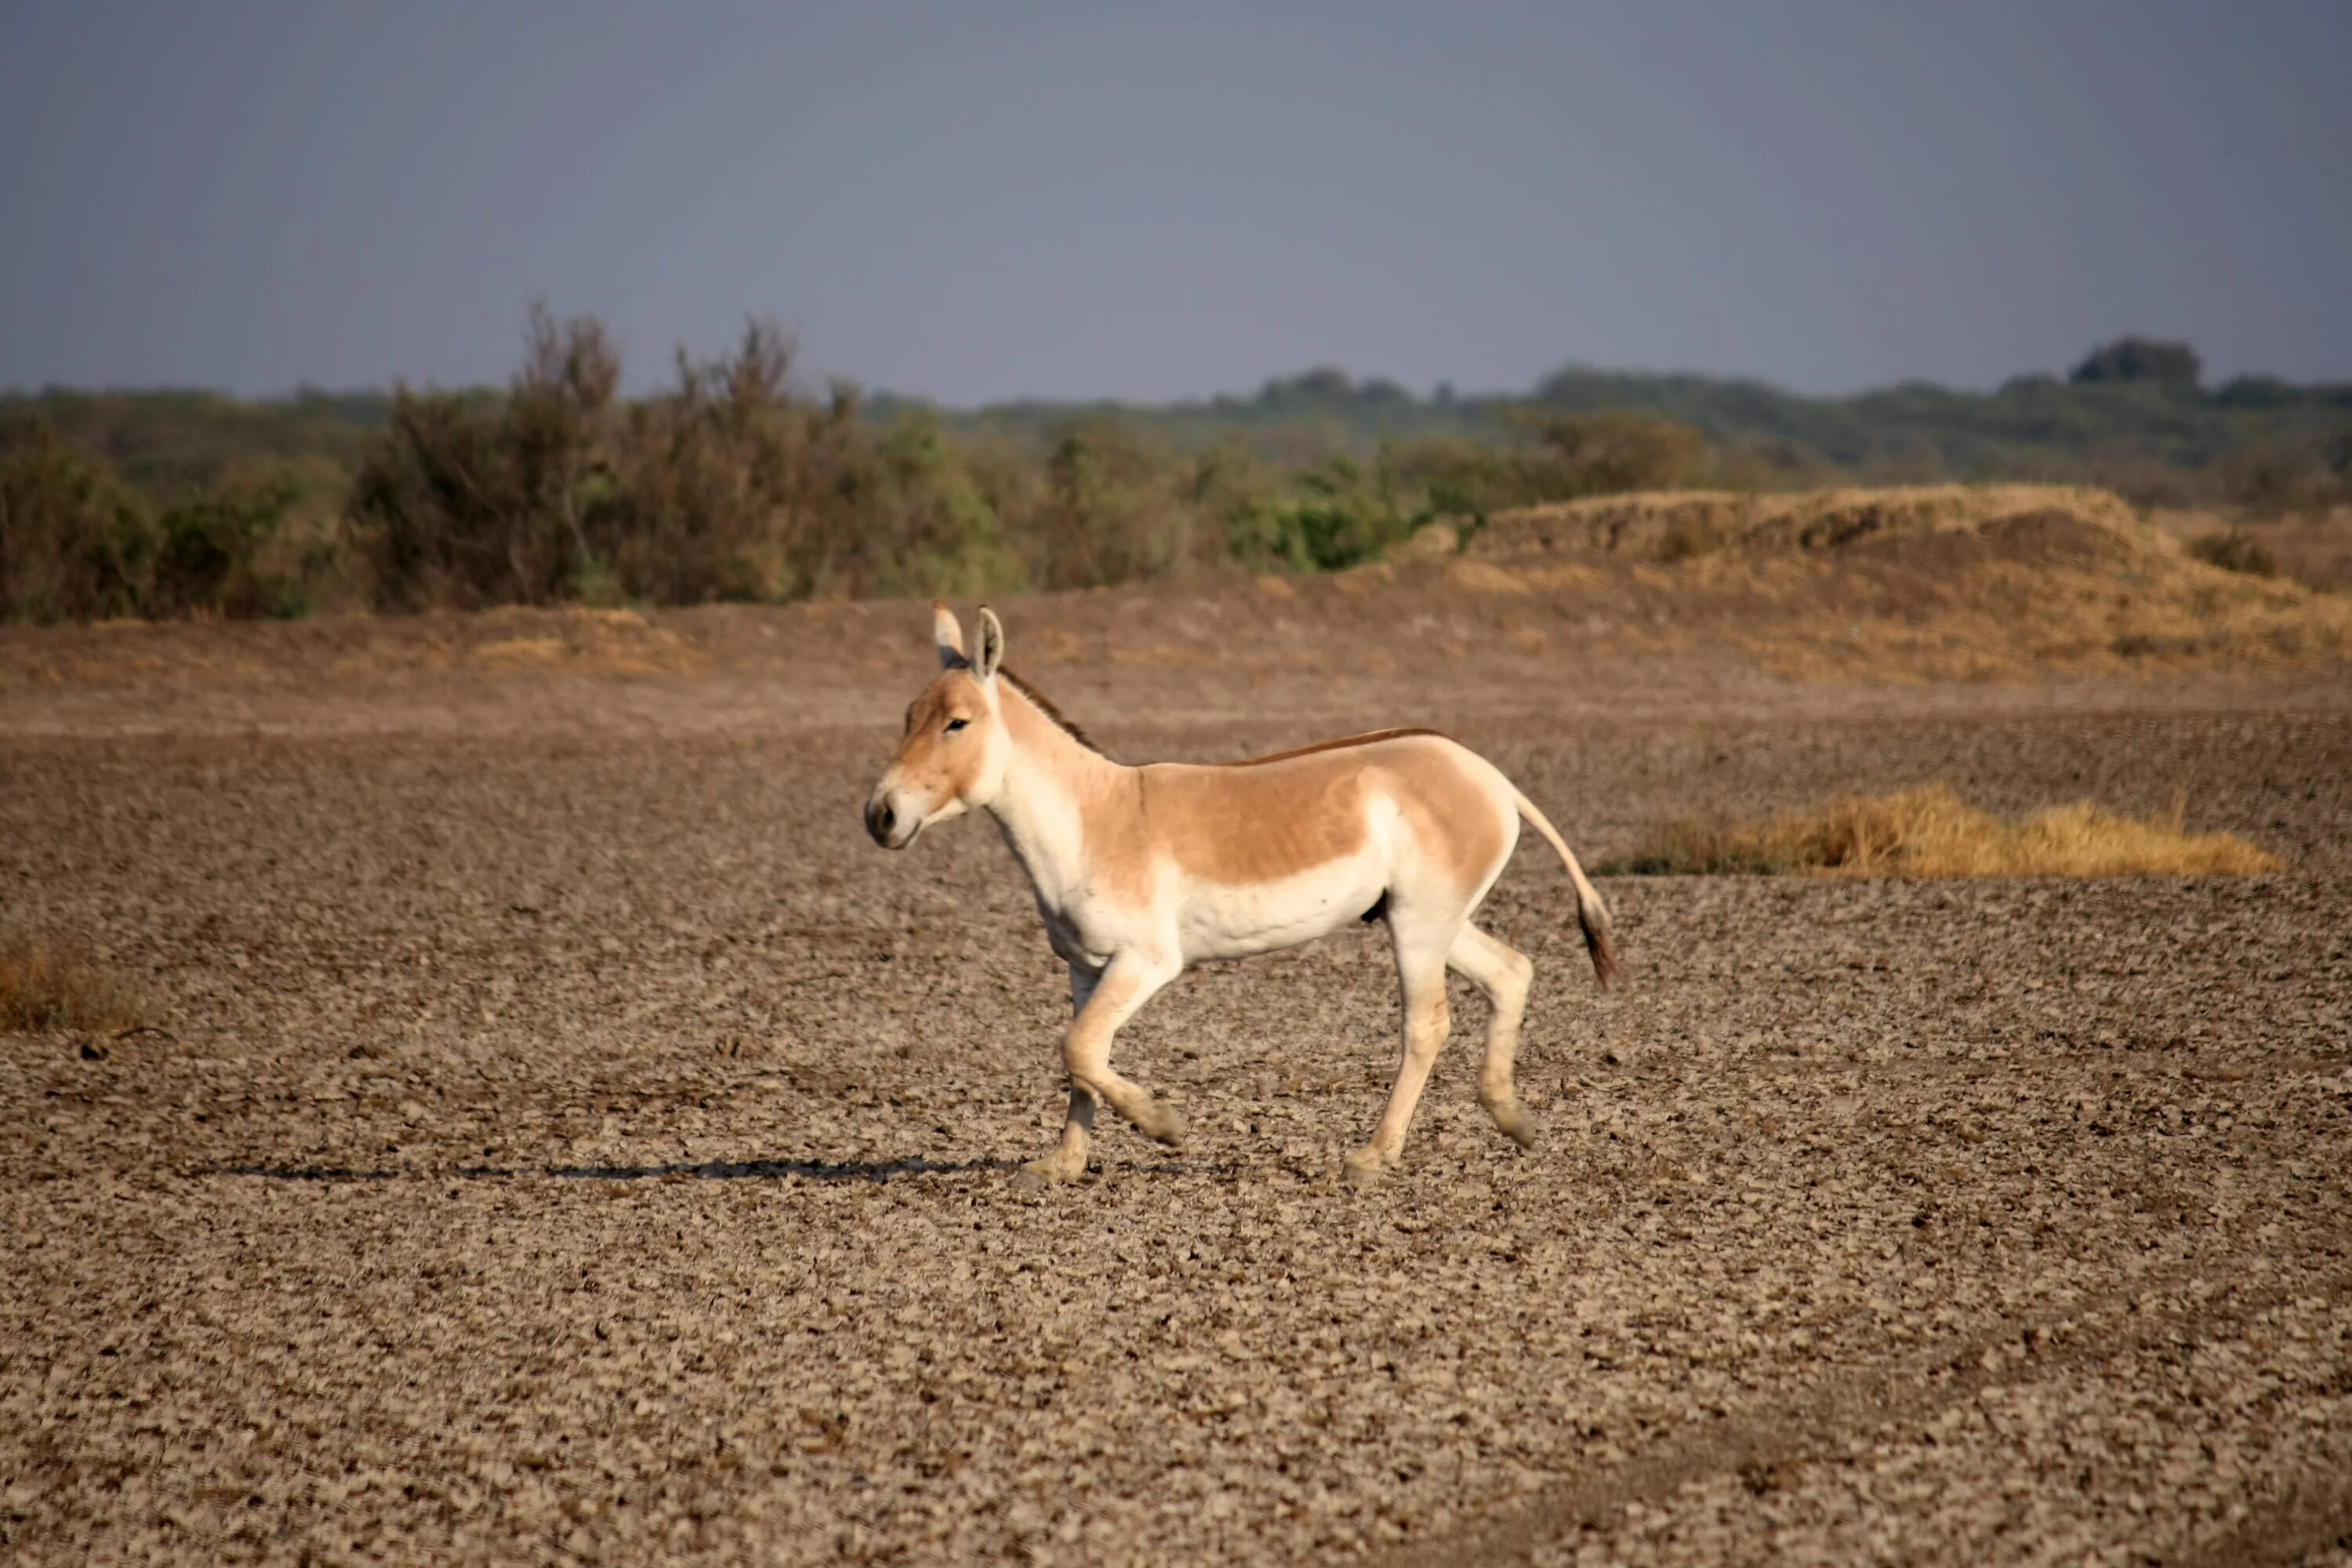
[985,681,1129,909]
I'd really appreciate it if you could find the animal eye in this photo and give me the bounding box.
[945,718,969,733]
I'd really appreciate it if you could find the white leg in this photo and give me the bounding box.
[1345,916,1459,1185]
[1022,965,1104,1184]
[1019,952,1181,1185]
[1449,924,1537,1147]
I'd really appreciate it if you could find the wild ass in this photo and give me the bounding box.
[864,604,1618,1186]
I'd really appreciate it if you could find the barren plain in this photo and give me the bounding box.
[4,491,2350,1565]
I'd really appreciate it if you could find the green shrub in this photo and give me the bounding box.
[1258,456,1430,571]
[0,308,1726,621]
[0,421,158,621]
[1380,411,1706,521]
[151,475,310,618]
[1026,421,1209,588]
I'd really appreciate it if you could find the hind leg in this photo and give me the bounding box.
[1344,913,1459,1186]
[1448,924,1537,1147]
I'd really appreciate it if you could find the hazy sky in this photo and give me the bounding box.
[4,2,2347,402]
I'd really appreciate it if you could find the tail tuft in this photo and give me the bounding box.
[1581,901,1620,991]
[1512,789,1620,989]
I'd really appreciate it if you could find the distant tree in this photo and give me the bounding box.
[150,475,307,619]
[1505,408,1707,496]
[1254,368,1354,406]
[2070,337,2202,389]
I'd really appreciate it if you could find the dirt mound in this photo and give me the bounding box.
[1462,484,2154,564]
[1391,484,2352,682]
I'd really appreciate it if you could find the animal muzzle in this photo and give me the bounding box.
[864,789,920,849]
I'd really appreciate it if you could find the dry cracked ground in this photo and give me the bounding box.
[2,593,2349,1566]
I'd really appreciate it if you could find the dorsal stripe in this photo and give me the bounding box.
[993,673,1446,771]
[1212,728,1450,768]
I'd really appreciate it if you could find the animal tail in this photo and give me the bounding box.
[1512,789,1619,989]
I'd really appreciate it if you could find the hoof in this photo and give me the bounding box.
[1134,1102,1185,1149]
[1485,1096,1538,1149]
[1014,1157,1081,1188]
[1341,1147,1392,1188]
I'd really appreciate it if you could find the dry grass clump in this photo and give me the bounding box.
[2154,508,2352,592]
[2186,528,2279,577]
[1606,785,2281,878]
[0,928,155,1033]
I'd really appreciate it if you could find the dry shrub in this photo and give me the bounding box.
[350,305,622,610]
[1607,785,2280,878]
[2157,507,2352,593]
[0,928,154,1033]
[2186,528,2278,577]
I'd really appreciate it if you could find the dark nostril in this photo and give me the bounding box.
[869,801,895,840]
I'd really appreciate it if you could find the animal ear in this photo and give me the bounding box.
[931,601,967,669]
[973,607,1005,681]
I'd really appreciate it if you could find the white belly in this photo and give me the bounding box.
[1175,851,1387,963]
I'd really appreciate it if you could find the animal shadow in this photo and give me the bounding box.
[215,1155,1014,1186]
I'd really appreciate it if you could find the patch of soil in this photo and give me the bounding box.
[2,594,2348,1566]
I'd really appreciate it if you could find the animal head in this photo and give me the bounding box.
[864,603,1011,849]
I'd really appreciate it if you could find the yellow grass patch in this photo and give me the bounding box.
[1446,561,1534,594]
[1390,521,1462,562]
[1606,785,2281,878]
[472,637,567,665]
[460,612,704,677]
[1444,561,1606,595]
[0,929,157,1033]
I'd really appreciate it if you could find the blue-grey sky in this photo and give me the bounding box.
[4,2,2347,402]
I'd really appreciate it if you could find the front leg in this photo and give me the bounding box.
[1020,964,1104,1185]
[1018,951,1181,1185]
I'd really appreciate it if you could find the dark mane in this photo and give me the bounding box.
[999,667,1105,757]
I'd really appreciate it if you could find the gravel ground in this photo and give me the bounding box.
[3,626,2348,1566]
